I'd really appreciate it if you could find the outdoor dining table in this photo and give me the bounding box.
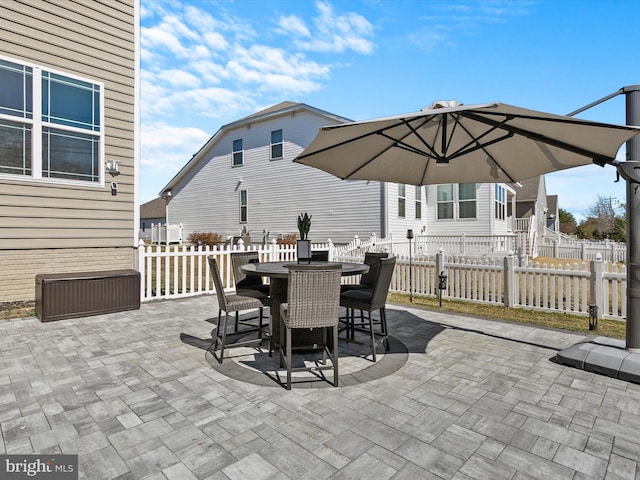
[240,260,369,350]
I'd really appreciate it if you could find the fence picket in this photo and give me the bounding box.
[138,241,628,322]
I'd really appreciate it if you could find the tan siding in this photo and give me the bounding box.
[0,0,135,255]
[0,0,137,301]
[0,247,136,302]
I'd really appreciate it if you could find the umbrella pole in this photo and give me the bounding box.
[625,86,640,351]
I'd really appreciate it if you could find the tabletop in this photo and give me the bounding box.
[241,261,369,279]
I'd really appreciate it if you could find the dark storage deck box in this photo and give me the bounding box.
[35,269,140,322]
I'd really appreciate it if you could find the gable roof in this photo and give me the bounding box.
[515,176,542,202]
[140,197,166,220]
[159,102,352,196]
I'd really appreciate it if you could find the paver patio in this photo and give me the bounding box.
[1,295,639,479]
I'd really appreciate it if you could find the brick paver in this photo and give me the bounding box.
[1,295,639,479]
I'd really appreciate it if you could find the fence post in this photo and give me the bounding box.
[590,253,604,319]
[504,254,515,308]
[328,238,334,261]
[461,233,466,255]
[553,240,559,259]
[435,249,445,298]
[269,239,278,262]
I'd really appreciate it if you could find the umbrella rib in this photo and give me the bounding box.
[465,111,616,165]
[344,118,436,178]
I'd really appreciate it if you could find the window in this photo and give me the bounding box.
[240,189,247,223]
[398,184,406,218]
[437,184,454,219]
[0,56,103,184]
[415,186,422,219]
[495,184,506,220]
[458,183,476,219]
[232,138,243,166]
[270,129,283,159]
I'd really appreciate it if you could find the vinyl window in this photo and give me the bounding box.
[495,184,506,220]
[271,129,283,159]
[398,184,406,218]
[240,189,248,223]
[458,183,477,219]
[0,56,103,183]
[437,184,454,219]
[232,139,243,166]
[415,186,422,219]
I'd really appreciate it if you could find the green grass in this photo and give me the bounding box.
[388,292,626,339]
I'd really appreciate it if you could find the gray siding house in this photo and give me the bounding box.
[0,0,139,302]
[161,102,523,245]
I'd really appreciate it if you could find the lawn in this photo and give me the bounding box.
[388,292,626,339]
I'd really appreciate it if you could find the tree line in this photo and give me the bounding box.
[559,195,626,242]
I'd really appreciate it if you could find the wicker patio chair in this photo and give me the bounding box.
[310,250,329,261]
[340,256,396,362]
[340,251,389,293]
[230,251,270,303]
[208,257,265,363]
[279,264,342,390]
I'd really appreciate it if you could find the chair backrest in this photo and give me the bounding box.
[311,250,329,262]
[360,251,389,287]
[286,264,342,329]
[208,257,228,310]
[368,256,396,310]
[230,251,263,288]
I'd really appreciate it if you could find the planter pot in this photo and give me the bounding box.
[296,240,311,264]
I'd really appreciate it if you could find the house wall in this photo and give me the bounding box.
[167,109,385,244]
[0,0,137,302]
[424,183,510,235]
[386,184,429,241]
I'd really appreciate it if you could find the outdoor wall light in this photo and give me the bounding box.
[106,160,121,177]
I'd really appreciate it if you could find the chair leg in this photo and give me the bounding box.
[234,311,239,332]
[213,310,229,364]
[367,310,377,362]
[279,320,285,368]
[380,307,390,351]
[333,325,339,387]
[286,326,292,390]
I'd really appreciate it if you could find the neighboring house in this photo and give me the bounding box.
[0,1,139,303]
[546,194,559,231]
[140,197,167,240]
[513,175,551,252]
[160,101,524,245]
[423,183,517,236]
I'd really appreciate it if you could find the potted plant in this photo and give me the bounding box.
[296,212,312,264]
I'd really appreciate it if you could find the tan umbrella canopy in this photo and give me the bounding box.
[294,101,640,185]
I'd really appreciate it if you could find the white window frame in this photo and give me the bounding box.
[398,184,406,218]
[240,189,248,223]
[232,138,243,166]
[437,184,454,220]
[0,54,105,187]
[270,129,283,160]
[458,183,477,219]
[495,184,506,220]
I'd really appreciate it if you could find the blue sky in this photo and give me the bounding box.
[140,0,640,220]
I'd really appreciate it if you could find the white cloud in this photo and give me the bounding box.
[278,15,311,37]
[157,69,201,89]
[282,1,375,54]
[141,122,210,173]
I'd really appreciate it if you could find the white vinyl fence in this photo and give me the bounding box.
[138,239,627,322]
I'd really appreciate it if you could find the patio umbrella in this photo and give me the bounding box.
[294,100,640,185]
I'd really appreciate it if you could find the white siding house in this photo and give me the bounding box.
[160,102,522,245]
